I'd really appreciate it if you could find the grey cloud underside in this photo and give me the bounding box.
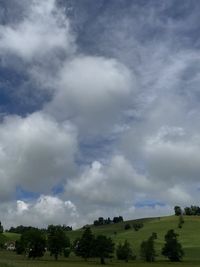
[0,0,200,228]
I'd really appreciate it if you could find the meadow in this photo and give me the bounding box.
[1,215,200,267]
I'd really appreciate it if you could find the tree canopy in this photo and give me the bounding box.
[162,229,184,262]
[92,235,115,264]
[73,227,94,260]
[47,225,70,260]
[116,240,134,262]
[16,229,46,258]
[140,232,157,262]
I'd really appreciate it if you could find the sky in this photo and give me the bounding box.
[0,0,200,229]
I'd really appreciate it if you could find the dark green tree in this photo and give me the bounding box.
[162,229,184,262]
[116,240,134,262]
[16,229,46,258]
[133,222,143,231]
[178,214,184,229]
[124,223,131,230]
[92,235,115,264]
[15,240,25,254]
[140,233,157,262]
[0,222,3,233]
[47,225,70,260]
[184,207,192,215]
[73,227,94,260]
[174,206,182,216]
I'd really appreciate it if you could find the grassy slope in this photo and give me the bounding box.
[67,215,200,261]
[2,215,200,266]
[3,232,20,241]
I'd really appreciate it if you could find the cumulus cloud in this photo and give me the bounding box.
[119,50,200,207]
[0,0,75,61]
[0,112,77,200]
[0,195,78,229]
[46,55,134,135]
[66,155,151,206]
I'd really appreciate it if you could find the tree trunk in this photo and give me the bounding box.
[100,257,105,264]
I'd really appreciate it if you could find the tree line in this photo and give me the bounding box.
[174,205,200,216]
[73,227,184,263]
[6,224,72,234]
[93,216,123,226]
[13,225,184,264]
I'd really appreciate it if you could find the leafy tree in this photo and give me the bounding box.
[191,205,200,215]
[184,207,192,215]
[47,225,70,260]
[140,233,157,262]
[17,229,46,258]
[133,222,143,231]
[113,216,123,223]
[178,214,184,229]
[8,225,41,234]
[162,229,184,262]
[73,227,94,260]
[124,223,131,230]
[92,235,115,264]
[63,248,71,257]
[0,233,6,249]
[174,206,182,216]
[116,240,135,262]
[0,222,3,233]
[15,240,25,254]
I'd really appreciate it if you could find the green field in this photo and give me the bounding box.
[1,215,200,267]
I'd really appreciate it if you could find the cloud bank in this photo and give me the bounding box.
[0,0,200,228]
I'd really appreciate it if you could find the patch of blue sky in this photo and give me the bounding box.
[77,137,116,165]
[15,186,40,201]
[0,65,51,116]
[70,0,200,60]
[135,199,166,208]
[51,183,65,196]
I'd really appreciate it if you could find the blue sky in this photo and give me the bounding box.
[0,0,200,228]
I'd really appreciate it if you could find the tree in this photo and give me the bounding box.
[133,222,143,231]
[124,223,131,230]
[116,240,134,262]
[73,227,94,260]
[93,235,115,264]
[17,229,46,258]
[47,225,70,260]
[184,207,192,215]
[162,229,184,262]
[178,214,184,229]
[15,240,25,255]
[140,233,157,262]
[113,216,123,223]
[0,222,3,233]
[174,206,182,216]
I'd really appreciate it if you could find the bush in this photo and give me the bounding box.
[133,222,143,231]
[124,224,131,230]
[162,229,184,262]
[140,233,157,262]
[116,240,135,262]
[63,248,71,257]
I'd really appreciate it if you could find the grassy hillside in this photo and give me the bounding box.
[2,215,200,266]
[3,232,20,241]
[67,215,200,261]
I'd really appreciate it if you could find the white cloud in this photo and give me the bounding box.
[0,112,77,199]
[0,195,79,229]
[66,155,151,206]
[46,55,134,135]
[0,0,75,61]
